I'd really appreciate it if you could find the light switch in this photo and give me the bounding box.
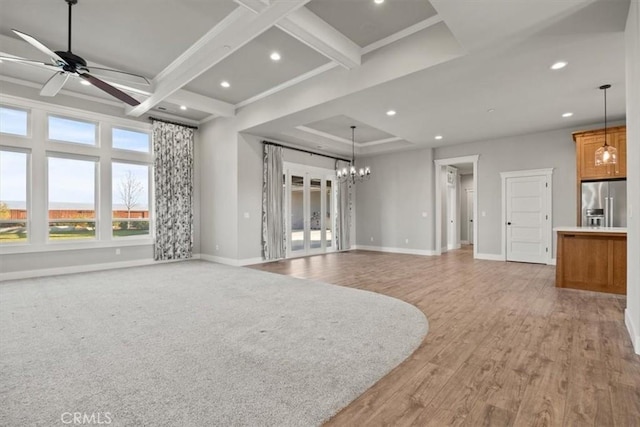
[243,212,250,219]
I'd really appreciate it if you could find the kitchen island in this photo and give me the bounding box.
[555,227,627,295]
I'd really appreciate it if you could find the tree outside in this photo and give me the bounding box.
[119,170,143,229]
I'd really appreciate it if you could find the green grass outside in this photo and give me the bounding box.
[0,228,149,243]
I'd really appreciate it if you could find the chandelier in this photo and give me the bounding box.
[595,84,617,166]
[336,125,371,183]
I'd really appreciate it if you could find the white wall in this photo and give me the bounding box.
[625,0,640,354]
[355,148,435,253]
[198,118,239,261]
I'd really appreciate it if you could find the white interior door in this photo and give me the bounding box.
[467,190,474,245]
[505,175,549,263]
[286,165,336,258]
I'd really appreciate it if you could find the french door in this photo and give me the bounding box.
[285,164,336,258]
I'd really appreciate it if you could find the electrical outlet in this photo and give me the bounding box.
[405,238,409,244]
[215,244,219,251]
[243,212,250,219]
[115,248,121,255]
[421,212,427,218]
[370,236,374,242]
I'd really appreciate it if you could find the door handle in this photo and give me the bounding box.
[507,222,512,225]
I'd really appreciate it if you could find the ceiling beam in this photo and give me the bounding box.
[126,0,312,117]
[235,0,361,69]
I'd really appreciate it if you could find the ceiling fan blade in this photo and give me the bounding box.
[12,29,67,65]
[40,72,70,97]
[85,66,150,86]
[0,56,60,71]
[79,73,140,106]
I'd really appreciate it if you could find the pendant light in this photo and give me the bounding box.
[337,126,371,183]
[595,84,617,166]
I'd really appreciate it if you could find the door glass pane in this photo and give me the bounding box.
[326,180,332,248]
[310,178,322,249]
[290,175,304,252]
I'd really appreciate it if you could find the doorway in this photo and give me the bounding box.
[285,164,336,258]
[500,169,553,264]
[434,156,479,258]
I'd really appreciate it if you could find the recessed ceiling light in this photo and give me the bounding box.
[435,135,443,140]
[220,80,230,88]
[562,112,573,118]
[80,80,91,86]
[550,61,568,70]
[374,0,385,4]
[270,52,281,61]
[386,110,396,116]
[180,105,187,111]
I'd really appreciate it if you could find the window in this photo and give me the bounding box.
[48,156,97,240]
[0,150,28,243]
[112,162,150,237]
[113,128,150,153]
[48,115,97,145]
[0,106,28,136]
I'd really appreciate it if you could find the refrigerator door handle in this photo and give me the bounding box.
[604,197,610,227]
[609,196,614,227]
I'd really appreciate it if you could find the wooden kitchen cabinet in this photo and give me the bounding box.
[556,230,627,295]
[573,125,627,180]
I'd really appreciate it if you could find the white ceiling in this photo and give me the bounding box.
[0,0,631,155]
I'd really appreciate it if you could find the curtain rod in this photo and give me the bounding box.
[263,140,350,163]
[149,116,199,130]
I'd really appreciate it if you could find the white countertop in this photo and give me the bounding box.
[554,226,627,233]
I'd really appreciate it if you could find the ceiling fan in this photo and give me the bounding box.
[0,0,149,106]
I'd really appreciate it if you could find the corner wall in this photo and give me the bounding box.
[625,0,640,354]
[355,148,435,254]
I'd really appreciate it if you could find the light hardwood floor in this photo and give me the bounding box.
[251,246,640,426]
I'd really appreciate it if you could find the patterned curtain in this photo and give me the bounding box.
[336,159,351,251]
[152,120,194,261]
[262,144,285,260]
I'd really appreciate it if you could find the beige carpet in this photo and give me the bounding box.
[0,261,427,426]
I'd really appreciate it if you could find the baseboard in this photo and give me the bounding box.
[475,252,505,261]
[548,258,557,266]
[354,245,435,256]
[0,255,201,282]
[625,309,640,355]
[447,243,461,251]
[199,254,265,267]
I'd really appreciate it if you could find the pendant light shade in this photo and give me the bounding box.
[337,126,371,183]
[595,84,617,166]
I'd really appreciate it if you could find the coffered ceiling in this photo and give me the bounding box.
[0,0,631,156]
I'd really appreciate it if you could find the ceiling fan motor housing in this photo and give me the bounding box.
[55,50,86,72]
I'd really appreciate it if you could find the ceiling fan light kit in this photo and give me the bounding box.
[3,0,149,106]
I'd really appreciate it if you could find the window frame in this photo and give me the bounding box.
[46,153,100,243]
[47,114,99,147]
[0,95,154,255]
[0,147,31,246]
[111,160,153,240]
[112,126,152,154]
[0,105,31,138]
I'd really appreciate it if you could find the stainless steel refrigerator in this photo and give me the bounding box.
[581,180,627,227]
